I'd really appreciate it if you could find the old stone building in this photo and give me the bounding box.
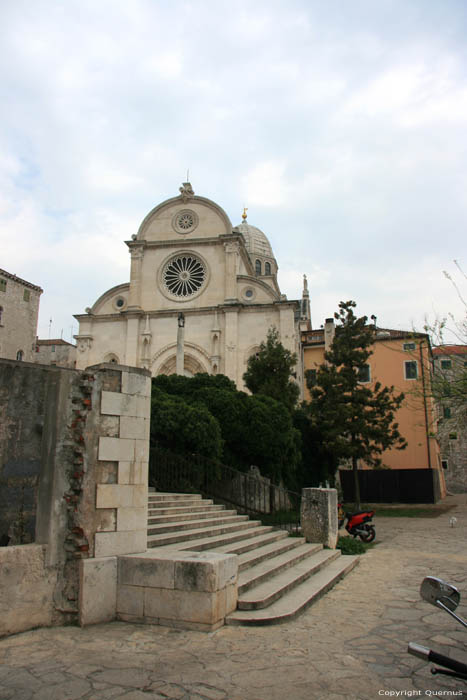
[35,339,77,368]
[0,268,43,362]
[433,345,467,493]
[74,184,303,390]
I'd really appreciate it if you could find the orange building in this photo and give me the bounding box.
[300,316,445,501]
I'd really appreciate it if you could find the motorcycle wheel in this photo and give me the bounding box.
[359,525,375,543]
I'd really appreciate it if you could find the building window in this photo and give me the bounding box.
[265,262,271,275]
[403,342,416,351]
[449,432,458,440]
[51,345,55,352]
[23,289,30,302]
[306,369,317,387]
[0,279,6,292]
[358,364,371,383]
[16,350,24,361]
[255,260,262,275]
[404,361,418,380]
[0,306,3,324]
[443,406,452,419]
[162,254,207,298]
[440,359,452,370]
[441,459,448,470]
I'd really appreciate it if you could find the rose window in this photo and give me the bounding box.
[172,209,198,234]
[177,213,194,230]
[163,255,206,297]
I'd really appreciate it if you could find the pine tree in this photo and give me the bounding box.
[308,301,407,507]
[243,327,300,412]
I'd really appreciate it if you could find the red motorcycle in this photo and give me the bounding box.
[338,504,376,542]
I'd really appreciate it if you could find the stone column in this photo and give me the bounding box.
[176,313,185,375]
[300,488,338,549]
[224,241,239,302]
[127,247,144,310]
[77,364,151,625]
[223,309,238,382]
[125,316,140,367]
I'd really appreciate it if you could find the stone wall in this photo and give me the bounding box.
[0,269,42,362]
[0,360,152,637]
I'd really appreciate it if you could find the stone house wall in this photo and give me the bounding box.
[0,269,42,362]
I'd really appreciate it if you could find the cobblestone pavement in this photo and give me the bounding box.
[1,495,466,700]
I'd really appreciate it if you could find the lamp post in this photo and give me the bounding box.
[176,313,185,374]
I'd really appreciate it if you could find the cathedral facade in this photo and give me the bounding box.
[74,184,306,391]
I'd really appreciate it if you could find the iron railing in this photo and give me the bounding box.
[149,445,301,533]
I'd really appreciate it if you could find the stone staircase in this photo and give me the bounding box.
[147,491,359,626]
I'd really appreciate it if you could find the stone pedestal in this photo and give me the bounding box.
[301,488,338,549]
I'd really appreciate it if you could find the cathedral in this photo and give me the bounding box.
[74,183,309,391]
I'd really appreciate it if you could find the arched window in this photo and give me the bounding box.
[255,259,262,275]
[265,262,271,275]
[16,350,24,361]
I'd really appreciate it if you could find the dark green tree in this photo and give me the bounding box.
[308,301,407,507]
[150,386,222,459]
[243,327,300,412]
[151,373,301,485]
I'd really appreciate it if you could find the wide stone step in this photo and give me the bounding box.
[147,513,249,536]
[148,508,234,526]
[147,518,262,548]
[147,504,223,516]
[238,548,341,610]
[238,542,324,594]
[238,537,323,576]
[151,525,278,552]
[207,529,291,560]
[148,493,203,503]
[226,555,359,625]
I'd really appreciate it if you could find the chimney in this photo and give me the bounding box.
[324,318,335,351]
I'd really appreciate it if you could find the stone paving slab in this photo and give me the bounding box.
[1,494,466,699]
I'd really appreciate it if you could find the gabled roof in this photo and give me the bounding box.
[433,345,467,356]
[0,268,43,292]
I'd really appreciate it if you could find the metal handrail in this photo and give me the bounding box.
[149,444,301,533]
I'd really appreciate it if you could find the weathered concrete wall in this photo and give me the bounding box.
[0,359,78,546]
[115,550,238,632]
[301,487,338,549]
[0,360,151,636]
[0,544,58,637]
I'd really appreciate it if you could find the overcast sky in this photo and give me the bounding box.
[1,0,466,344]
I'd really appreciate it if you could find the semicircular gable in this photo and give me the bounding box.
[90,283,130,315]
[136,195,233,242]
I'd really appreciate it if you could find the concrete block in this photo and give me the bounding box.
[120,416,147,440]
[98,436,135,462]
[118,461,131,484]
[132,484,148,507]
[94,529,147,557]
[136,395,150,418]
[121,371,151,397]
[118,551,175,589]
[301,487,338,548]
[79,557,117,626]
[144,587,221,625]
[117,506,147,532]
[174,551,237,593]
[96,484,133,509]
[100,415,120,438]
[95,509,117,532]
[134,438,150,462]
[101,391,139,417]
[118,461,147,485]
[116,584,144,617]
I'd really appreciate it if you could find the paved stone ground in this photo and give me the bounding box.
[1,495,466,700]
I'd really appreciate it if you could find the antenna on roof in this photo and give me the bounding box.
[48,318,52,339]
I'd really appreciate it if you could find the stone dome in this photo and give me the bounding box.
[235,222,274,259]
